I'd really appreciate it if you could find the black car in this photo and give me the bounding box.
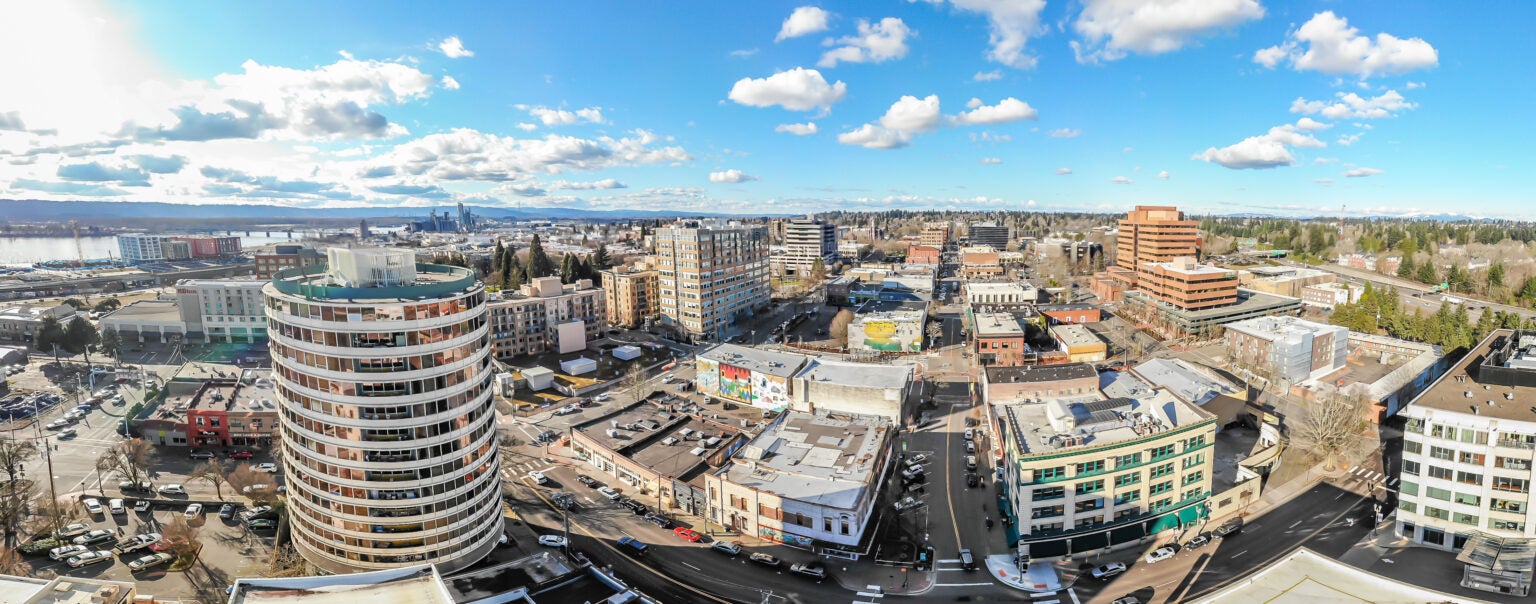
[965,473,980,488]
[1214,520,1243,537]
[620,499,648,515]
[575,475,598,487]
[644,512,672,529]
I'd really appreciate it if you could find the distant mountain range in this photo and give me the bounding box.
[0,199,733,221]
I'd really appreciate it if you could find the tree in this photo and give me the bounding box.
[525,234,555,280]
[195,461,229,501]
[226,464,269,504]
[98,328,122,364]
[160,515,201,559]
[810,257,827,283]
[1396,255,1415,280]
[492,241,506,273]
[33,315,65,366]
[27,492,80,538]
[505,255,524,291]
[1415,261,1438,285]
[559,253,577,284]
[61,298,87,310]
[92,297,121,314]
[592,244,612,271]
[0,483,35,547]
[63,316,100,368]
[621,360,650,403]
[1489,262,1506,289]
[829,309,855,345]
[96,439,154,488]
[0,440,37,487]
[1294,391,1367,471]
[0,546,30,576]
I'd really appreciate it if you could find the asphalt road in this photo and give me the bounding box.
[1281,259,1533,320]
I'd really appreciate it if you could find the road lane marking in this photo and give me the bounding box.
[934,583,994,587]
[1289,520,1302,528]
[682,562,700,570]
[1232,550,1247,557]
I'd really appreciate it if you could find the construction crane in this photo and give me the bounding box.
[70,220,85,263]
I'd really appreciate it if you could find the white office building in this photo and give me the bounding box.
[117,234,172,263]
[265,248,502,573]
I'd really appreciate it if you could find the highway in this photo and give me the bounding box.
[1280,259,1533,320]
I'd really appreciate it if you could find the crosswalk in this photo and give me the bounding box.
[1346,465,1398,488]
[851,585,883,604]
[502,461,555,481]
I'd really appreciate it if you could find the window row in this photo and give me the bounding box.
[267,293,484,323]
[272,338,484,375]
[269,315,485,350]
[274,358,491,399]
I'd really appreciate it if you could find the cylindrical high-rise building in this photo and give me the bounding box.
[264,248,502,573]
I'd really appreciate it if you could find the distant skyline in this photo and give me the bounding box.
[0,1,1529,219]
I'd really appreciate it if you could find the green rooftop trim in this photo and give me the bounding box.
[271,262,478,300]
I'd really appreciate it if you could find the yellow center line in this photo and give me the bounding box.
[944,400,963,547]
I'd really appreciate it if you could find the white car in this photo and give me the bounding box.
[1144,546,1177,564]
[184,503,203,519]
[595,393,611,402]
[109,499,125,515]
[83,498,104,514]
[528,471,548,485]
[597,486,621,500]
[67,550,114,568]
[133,500,151,513]
[48,544,88,560]
[256,462,278,473]
[537,535,568,547]
[157,484,186,495]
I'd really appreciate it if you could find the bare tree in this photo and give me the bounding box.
[160,515,201,559]
[27,492,80,538]
[0,440,37,486]
[0,481,37,546]
[620,361,649,403]
[829,309,855,345]
[262,545,315,578]
[225,464,269,504]
[0,546,30,576]
[97,439,154,487]
[195,461,229,501]
[1294,391,1367,471]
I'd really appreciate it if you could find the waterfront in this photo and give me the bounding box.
[0,233,300,265]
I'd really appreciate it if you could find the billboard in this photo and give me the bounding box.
[718,363,753,403]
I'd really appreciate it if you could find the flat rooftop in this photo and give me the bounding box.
[1148,260,1234,276]
[722,411,891,509]
[697,343,806,378]
[187,371,278,413]
[999,389,1213,456]
[1051,324,1102,347]
[973,312,1025,337]
[1410,329,1535,422]
[440,552,577,602]
[1141,289,1301,320]
[1131,358,1241,407]
[1188,548,1477,604]
[230,565,455,604]
[967,282,1033,294]
[794,358,912,390]
[103,299,182,322]
[1224,315,1341,341]
[986,362,1098,385]
[1246,266,1330,280]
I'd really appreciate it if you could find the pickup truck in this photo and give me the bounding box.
[113,532,162,555]
[616,536,648,557]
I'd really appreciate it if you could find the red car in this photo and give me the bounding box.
[673,527,701,542]
[229,451,254,459]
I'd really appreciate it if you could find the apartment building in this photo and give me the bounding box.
[255,244,323,279]
[1300,282,1362,310]
[599,264,658,329]
[487,277,606,358]
[1223,316,1347,384]
[1397,329,1536,594]
[920,222,951,248]
[655,220,769,342]
[996,389,1217,557]
[176,278,268,343]
[174,236,242,258]
[1138,257,1239,311]
[968,222,1010,249]
[779,218,838,278]
[705,410,894,558]
[960,245,1005,279]
[265,248,502,573]
[117,234,173,263]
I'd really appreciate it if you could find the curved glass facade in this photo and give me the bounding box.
[264,272,502,573]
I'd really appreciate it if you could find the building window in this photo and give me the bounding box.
[1400,501,1418,514]
[1425,486,1452,502]
[1116,490,1141,505]
[1403,460,1420,476]
[1496,457,1530,471]
[1454,512,1480,526]
[1075,499,1103,513]
[1459,452,1486,465]
[1033,487,1065,501]
[1114,473,1141,488]
[1455,493,1482,506]
[1031,505,1064,519]
[1183,471,1204,486]
[1459,429,1489,445]
[1149,481,1173,496]
[1493,477,1530,493]
[1428,446,1455,462]
[1405,418,1424,434]
[1149,463,1175,479]
[1492,519,1526,531]
[1182,453,1205,469]
[1425,465,1453,480]
[1457,471,1483,486]
[1491,498,1526,514]
[1424,507,1450,520]
[1400,481,1419,496]
[1114,453,1141,469]
[1149,444,1176,460]
[1035,466,1066,481]
[1076,460,1105,475]
[1076,480,1104,495]
[1403,439,1422,455]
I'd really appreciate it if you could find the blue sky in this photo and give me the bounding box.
[0,1,1529,218]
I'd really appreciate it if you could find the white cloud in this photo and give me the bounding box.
[438,36,474,59]
[838,124,911,149]
[915,0,1048,69]
[1344,167,1383,177]
[980,157,1003,164]
[440,76,460,90]
[1313,178,1335,185]
[1405,81,1426,89]
[1294,117,1331,131]
[951,97,1037,125]
[1071,0,1264,63]
[1253,11,1438,77]
[1055,167,1073,175]
[973,70,1003,82]
[551,178,626,191]
[1290,90,1415,119]
[523,105,605,127]
[1337,133,1362,146]
[839,94,942,149]
[1313,157,1338,164]
[1048,128,1080,138]
[775,122,820,135]
[372,128,690,183]
[777,6,832,42]
[1157,170,1169,179]
[709,169,758,183]
[728,68,848,112]
[729,48,760,58]
[819,18,913,67]
[515,123,538,132]
[1110,176,1132,184]
[1193,120,1325,169]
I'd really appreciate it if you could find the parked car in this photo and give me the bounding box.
[538,535,568,548]
[1185,532,1213,550]
[1214,519,1243,537]
[643,513,672,529]
[73,529,115,546]
[893,496,924,511]
[219,504,236,519]
[597,487,621,500]
[1144,546,1177,564]
[127,552,175,571]
[710,541,743,556]
[241,505,274,521]
[119,480,153,492]
[109,499,125,515]
[595,393,611,402]
[229,451,254,459]
[149,536,188,552]
[114,532,162,554]
[48,544,88,560]
[54,522,92,539]
[575,474,598,487]
[620,499,647,515]
[1091,562,1128,580]
[67,550,113,568]
[528,471,548,485]
[82,498,104,515]
[673,527,702,542]
[749,552,781,567]
[908,454,928,464]
[188,450,215,459]
[966,473,980,488]
[184,503,203,519]
[133,500,151,513]
[247,519,278,530]
[156,484,186,495]
[789,561,827,580]
[255,462,278,473]
[964,428,974,441]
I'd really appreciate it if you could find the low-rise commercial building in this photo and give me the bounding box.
[984,363,1101,403]
[1121,289,1303,338]
[966,282,1038,307]
[996,388,1216,557]
[920,222,951,248]
[600,264,658,329]
[1224,316,1347,384]
[1239,266,1335,298]
[848,302,927,353]
[149,375,280,448]
[1037,304,1102,325]
[906,244,941,265]
[487,277,606,358]
[696,344,808,410]
[705,410,894,557]
[1301,282,1362,309]
[960,245,1005,279]
[0,303,75,343]
[1140,257,1239,311]
[1051,323,1108,363]
[571,401,746,518]
[973,312,1030,367]
[255,244,323,279]
[99,299,186,342]
[790,358,915,422]
[826,275,858,306]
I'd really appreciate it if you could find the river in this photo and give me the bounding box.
[0,233,302,265]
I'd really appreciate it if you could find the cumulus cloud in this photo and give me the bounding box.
[728,68,847,112]
[1344,167,1383,177]
[838,124,912,149]
[1071,0,1264,63]
[1055,167,1073,175]
[951,97,1037,125]
[368,128,690,183]
[57,161,151,186]
[1314,178,1335,185]
[980,157,1003,164]
[1337,133,1362,146]
[1253,11,1438,77]
[819,18,913,67]
[438,36,474,59]
[775,122,819,135]
[709,169,758,183]
[1193,119,1326,169]
[777,6,833,41]
[916,0,1048,69]
[1048,128,1080,138]
[440,76,460,90]
[0,111,26,131]
[524,105,606,127]
[838,94,942,149]
[551,178,626,190]
[1290,90,1415,119]
[973,70,1003,82]
[1110,176,1132,184]
[1157,170,1170,179]
[1294,117,1331,131]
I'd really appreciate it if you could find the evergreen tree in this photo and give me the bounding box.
[492,241,505,273]
[506,256,524,290]
[576,256,592,282]
[559,253,577,284]
[1415,261,1438,284]
[1488,262,1505,289]
[1396,255,1415,279]
[592,245,612,271]
[526,234,555,279]
[33,315,66,366]
[63,316,100,368]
